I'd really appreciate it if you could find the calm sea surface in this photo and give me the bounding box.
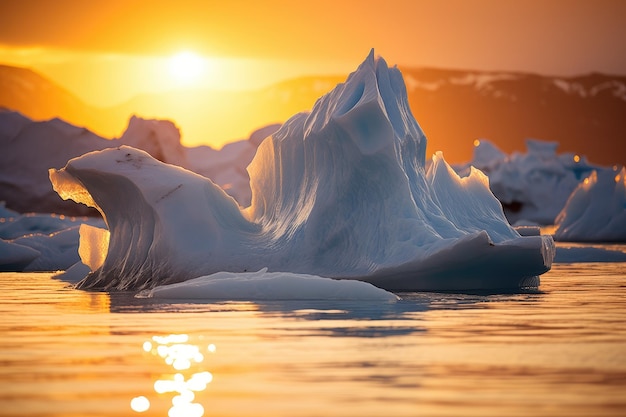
[1,262,625,417]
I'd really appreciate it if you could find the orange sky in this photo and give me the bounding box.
[1,0,625,106]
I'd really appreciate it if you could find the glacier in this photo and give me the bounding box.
[49,50,555,292]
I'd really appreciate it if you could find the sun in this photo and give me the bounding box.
[168,51,206,84]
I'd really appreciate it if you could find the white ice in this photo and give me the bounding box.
[185,124,280,207]
[0,109,277,215]
[0,211,105,272]
[0,238,40,271]
[138,268,399,301]
[455,138,599,225]
[554,166,626,242]
[554,244,626,263]
[49,50,555,293]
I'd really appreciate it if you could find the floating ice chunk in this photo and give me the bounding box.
[513,225,541,236]
[0,111,192,216]
[456,138,599,225]
[0,211,105,272]
[0,238,40,271]
[555,167,626,242]
[470,139,506,171]
[0,213,80,240]
[77,224,110,272]
[185,124,281,207]
[138,268,399,301]
[554,245,626,262]
[54,261,92,283]
[525,138,559,158]
[0,201,19,219]
[12,226,81,271]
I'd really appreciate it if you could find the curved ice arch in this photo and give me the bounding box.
[50,50,554,292]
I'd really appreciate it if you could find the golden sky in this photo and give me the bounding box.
[1,0,625,106]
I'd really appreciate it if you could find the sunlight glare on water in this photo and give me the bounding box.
[0,262,624,417]
[143,333,214,416]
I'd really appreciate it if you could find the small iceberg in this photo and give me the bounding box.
[555,166,626,242]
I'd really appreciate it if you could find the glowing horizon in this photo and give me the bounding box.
[1,0,624,108]
[0,45,356,107]
[1,0,625,157]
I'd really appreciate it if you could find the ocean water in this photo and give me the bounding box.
[1,263,625,417]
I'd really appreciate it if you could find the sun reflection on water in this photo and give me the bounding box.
[132,334,215,416]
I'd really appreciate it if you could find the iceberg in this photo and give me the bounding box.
[0,210,105,272]
[0,109,278,215]
[49,50,555,292]
[456,138,598,225]
[0,111,192,216]
[554,166,626,242]
[0,238,40,271]
[185,124,281,207]
[554,245,626,262]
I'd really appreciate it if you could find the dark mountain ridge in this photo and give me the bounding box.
[0,63,624,165]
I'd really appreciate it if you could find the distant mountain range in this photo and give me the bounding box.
[1,63,624,165]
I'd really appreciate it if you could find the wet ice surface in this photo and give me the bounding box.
[1,262,625,417]
[48,52,555,292]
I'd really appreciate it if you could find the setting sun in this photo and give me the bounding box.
[168,51,207,84]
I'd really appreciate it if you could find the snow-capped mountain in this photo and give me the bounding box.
[399,67,626,165]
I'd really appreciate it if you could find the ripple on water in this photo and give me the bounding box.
[0,263,624,416]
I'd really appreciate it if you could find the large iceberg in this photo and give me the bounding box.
[49,50,555,292]
[185,124,281,207]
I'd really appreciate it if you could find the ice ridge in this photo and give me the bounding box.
[50,50,555,292]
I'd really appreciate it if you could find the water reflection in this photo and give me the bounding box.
[130,396,150,412]
[106,288,548,339]
[132,333,216,416]
[2,267,624,416]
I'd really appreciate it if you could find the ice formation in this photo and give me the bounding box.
[138,268,399,301]
[0,238,40,271]
[455,138,598,225]
[0,209,105,272]
[0,111,193,215]
[0,109,278,215]
[49,50,555,292]
[185,124,281,207]
[554,245,626,262]
[554,166,626,242]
